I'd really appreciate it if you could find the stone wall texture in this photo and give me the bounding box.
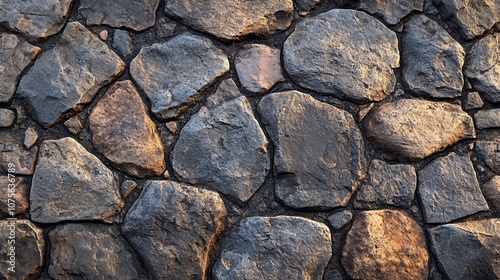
[0,0,499,279]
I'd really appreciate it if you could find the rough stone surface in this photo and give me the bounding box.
[30,137,124,223]
[130,33,229,119]
[172,79,269,204]
[49,223,139,279]
[283,9,399,103]
[365,99,475,160]
[235,44,284,93]
[24,127,38,149]
[475,141,500,174]
[402,15,465,98]
[164,0,293,41]
[354,159,417,209]
[464,92,484,110]
[296,0,322,14]
[122,180,226,280]
[258,91,366,209]
[428,219,500,279]
[0,176,29,215]
[359,0,424,25]
[213,216,332,280]
[0,0,73,38]
[327,210,353,231]
[482,176,500,209]
[79,0,160,31]
[120,180,138,198]
[112,30,133,57]
[0,129,38,175]
[474,109,500,129]
[17,22,125,128]
[64,115,83,135]
[0,33,40,103]
[0,220,45,280]
[342,210,429,280]
[0,108,15,127]
[418,152,489,223]
[464,33,500,102]
[89,80,166,178]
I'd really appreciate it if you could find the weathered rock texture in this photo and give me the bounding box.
[474,141,500,174]
[0,129,38,175]
[475,109,500,129]
[482,176,500,209]
[359,0,424,25]
[0,176,29,215]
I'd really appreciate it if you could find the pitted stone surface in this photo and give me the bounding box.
[283,9,399,103]
[359,0,424,25]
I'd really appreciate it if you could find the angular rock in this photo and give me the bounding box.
[63,115,83,135]
[165,121,179,134]
[0,0,73,38]
[418,153,489,223]
[24,127,38,149]
[0,129,38,175]
[359,0,424,25]
[120,180,138,198]
[464,33,500,102]
[172,79,269,204]
[213,216,332,280]
[428,219,500,279]
[258,91,366,209]
[112,30,133,57]
[0,33,40,103]
[365,99,475,160]
[354,159,417,209]
[327,210,353,231]
[79,0,160,31]
[122,180,226,280]
[130,33,229,119]
[0,220,45,280]
[17,22,125,128]
[49,223,139,279]
[89,80,166,178]
[283,9,399,103]
[0,108,15,127]
[235,44,284,93]
[474,109,500,129]
[296,0,322,14]
[156,18,176,40]
[0,176,29,215]
[164,0,293,41]
[475,141,500,174]
[482,176,500,209]
[342,210,429,280]
[464,92,484,110]
[402,15,465,98]
[30,137,124,223]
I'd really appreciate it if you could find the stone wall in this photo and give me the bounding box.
[0,0,499,279]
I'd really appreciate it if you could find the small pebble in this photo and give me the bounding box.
[0,108,15,127]
[24,127,38,149]
[100,30,108,40]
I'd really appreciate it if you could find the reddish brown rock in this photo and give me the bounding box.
[89,80,166,178]
[0,176,29,215]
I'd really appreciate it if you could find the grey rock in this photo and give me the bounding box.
[258,91,366,209]
[172,79,270,204]
[474,109,500,129]
[156,18,176,40]
[0,129,38,175]
[17,22,125,128]
[0,176,29,215]
[213,216,332,280]
[402,15,465,98]
[49,223,139,280]
[354,159,417,209]
[0,220,45,280]
[130,33,229,119]
[120,180,138,199]
[0,0,73,38]
[23,127,38,149]
[464,33,500,103]
[79,0,160,31]
[296,0,322,14]
[30,137,124,223]
[475,141,500,174]
[482,176,500,209]
[164,0,293,41]
[327,210,353,231]
[428,219,500,279]
[464,92,484,110]
[122,180,226,280]
[0,108,15,127]
[112,30,133,57]
[359,0,424,25]
[283,9,399,103]
[418,152,489,223]
[0,33,40,103]
[64,115,83,135]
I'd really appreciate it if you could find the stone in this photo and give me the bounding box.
[164,0,293,41]
[0,220,45,280]
[283,9,399,103]
[474,109,500,129]
[156,18,176,40]
[0,33,41,103]
[213,216,332,280]
[130,33,229,119]
[464,33,500,102]
[165,121,179,134]
[235,44,284,93]
[122,180,226,280]
[365,99,475,160]
[172,79,270,204]
[428,219,500,279]
[482,176,500,209]
[49,223,139,279]
[120,180,138,198]
[0,108,15,127]
[89,80,166,178]
[296,0,322,14]
[358,103,375,122]
[30,137,124,223]
[0,0,73,38]
[64,115,83,135]
[0,176,29,215]
[112,30,133,57]
[464,92,484,110]
[342,210,429,280]
[258,91,366,209]
[99,30,108,40]
[24,127,38,149]
[359,0,424,25]
[0,129,38,175]
[327,210,353,231]
[433,0,500,40]
[418,152,489,223]
[78,0,160,31]
[354,159,417,209]
[17,22,125,128]
[474,141,500,174]
[402,15,465,98]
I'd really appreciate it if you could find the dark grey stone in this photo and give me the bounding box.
[475,109,500,129]
[474,141,500,174]
[482,176,500,209]
[120,180,138,198]
[359,0,424,25]
[463,92,484,110]
[112,30,133,57]
[0,128,38,175]
[327,210,353,231]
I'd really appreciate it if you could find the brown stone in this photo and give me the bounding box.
[0,176,29,215]
[64,115,84,135]
[89,80,166,178]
